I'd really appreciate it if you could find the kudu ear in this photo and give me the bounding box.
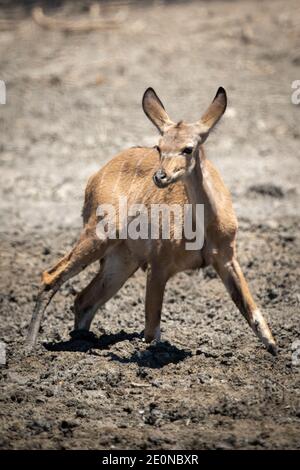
[199,87,227,133]
[142,88,173,135]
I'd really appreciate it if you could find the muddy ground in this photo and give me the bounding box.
[0,0,300,450]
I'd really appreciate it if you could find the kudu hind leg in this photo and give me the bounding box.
[213,254,277,355]
[26,234,113,349]
[42,235,107,289]
[74,246,139,331]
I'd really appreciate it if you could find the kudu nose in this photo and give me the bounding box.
[153,169,167,187]
[156,169,167,179]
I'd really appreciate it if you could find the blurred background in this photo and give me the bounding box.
[0,0,299,233]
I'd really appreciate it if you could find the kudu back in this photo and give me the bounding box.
[26,87,277,356]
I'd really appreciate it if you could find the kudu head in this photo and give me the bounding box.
[142,87,227,188]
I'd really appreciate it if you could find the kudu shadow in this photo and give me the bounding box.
[43,329,140,353]
[107,341,192,369]
[43,330,191,368]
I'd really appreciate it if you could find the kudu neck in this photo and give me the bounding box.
[183,146,216,224]
[184,146,206,205]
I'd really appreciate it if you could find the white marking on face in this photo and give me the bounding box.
[169,169,185,183]
[162,152,180,159]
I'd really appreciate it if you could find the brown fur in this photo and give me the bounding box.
[26,87,277,356]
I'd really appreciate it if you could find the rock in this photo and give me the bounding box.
[292,55,300,66]
[248,184,284,198]
[28,418,51,434]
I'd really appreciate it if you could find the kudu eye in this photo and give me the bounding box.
[182,146,193,155]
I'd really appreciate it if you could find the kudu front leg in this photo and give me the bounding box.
[213,253,277,356]
[144,267,167,343]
